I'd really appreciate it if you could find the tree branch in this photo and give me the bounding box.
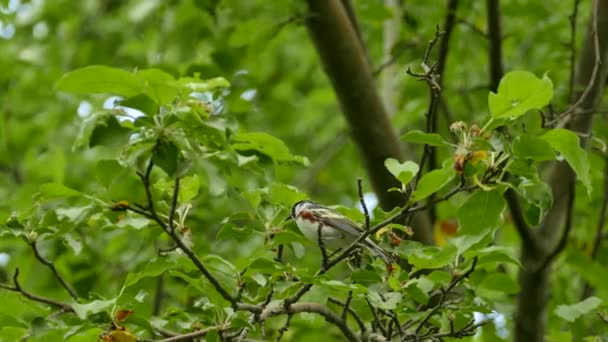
[0,268,74,313]
[414,257,478,334]
[130,158,237,305]
[486,0,504,92]
[259,302,362,342]
[143,325,223,342]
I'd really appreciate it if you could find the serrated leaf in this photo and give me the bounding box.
[541,129,591,195]
[488,70,553,119]
[385,158,419,185]
[401,130,450,146]
[554,297,602,322]
[56,65,141,97]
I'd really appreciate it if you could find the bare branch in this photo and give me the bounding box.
[143,325,223,342]
[28,240,79,300]
[129,159,237,305]
[415,257,478,334]
[0,268,74,313]
[169,177,180,234]
[328,297,366,333]
[553,0,602,127]
[569,0,582,101]
[259,302,362,342]
[486,0,504,91]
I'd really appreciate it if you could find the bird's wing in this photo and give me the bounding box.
[313,207,364,237]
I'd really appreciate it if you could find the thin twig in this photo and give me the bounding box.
[328,297,366,333]
[259,302,362,342]
[366,298,387,336]
[553,0,602,126]
[414,257,478,334]
[0,268,74,313]
[317,224,329,268]
[130,158,237,305]
[357,178,370,230]
[143,325,222,342]
[168,177,180,234]
[28,240,79,300]
[275,313,293,342]
[341,291,353,322]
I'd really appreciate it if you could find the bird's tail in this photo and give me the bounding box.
[364,239,394,265]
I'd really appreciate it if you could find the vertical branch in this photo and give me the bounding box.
[569,0,582,102]
[486,0,504,91]
[304,0,433,244]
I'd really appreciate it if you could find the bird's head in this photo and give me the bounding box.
[290,200,318,220]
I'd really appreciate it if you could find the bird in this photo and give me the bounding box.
[290,200,393,265]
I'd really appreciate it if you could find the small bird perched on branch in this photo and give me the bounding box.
[290,200,393,265]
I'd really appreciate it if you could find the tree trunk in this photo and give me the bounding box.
[304,0,433,244]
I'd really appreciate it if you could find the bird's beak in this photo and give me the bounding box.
[285,215,293,221]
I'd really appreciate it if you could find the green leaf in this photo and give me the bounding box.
[56,65,141,97]
[449,228,493,255]
[458,190,505,235]
[554,297,603,322]
[479,273,519,293]
[488,70,553,119]
[72,299,116,320]
[231,132,300,164]
[408,245,457,270]
[465,246,522,268]
[401,130,450,146]
[179,174,200,202]
[513,134,555,161]
[153,140,179,176]
[119,94,158,116]
[137,68,178,104]
[40,183,82,199]
[94,160,123,188]
[269,182,307,206]
[541,129,592,194]
[412,167,454,201]
[385,158,419,185]
[89,115,131,148]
